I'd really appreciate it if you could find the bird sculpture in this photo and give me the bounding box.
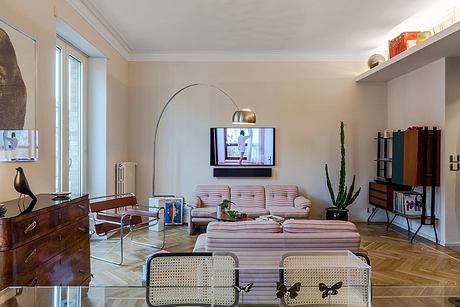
[14,167,37,214]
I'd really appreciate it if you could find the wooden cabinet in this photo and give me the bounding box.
[369,182,411,211]
[0,194,90,289]
[403,128,441,187]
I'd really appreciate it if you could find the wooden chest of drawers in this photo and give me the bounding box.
[0,194,91,289]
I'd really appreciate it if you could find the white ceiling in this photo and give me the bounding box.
[68,0,444,61]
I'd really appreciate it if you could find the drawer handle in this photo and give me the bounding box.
[24,248,37,264]
[78,269,86,274]
[78,227,87,232]
[77,204,86,211]
[23,221,37,235]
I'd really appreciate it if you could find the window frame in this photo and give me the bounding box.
[56,37,88,193]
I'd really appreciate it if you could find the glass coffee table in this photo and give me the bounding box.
[209,212,253,222]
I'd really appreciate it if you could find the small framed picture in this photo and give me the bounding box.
[150,197,183,225]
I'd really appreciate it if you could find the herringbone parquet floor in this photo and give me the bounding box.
[90,223,460,287]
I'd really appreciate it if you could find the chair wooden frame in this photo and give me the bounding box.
[89,193,165,265]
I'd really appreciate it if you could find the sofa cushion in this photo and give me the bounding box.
[207,221,281,233]
[190,207,215,218]
[196,185,230,208]
[232,206,269,218]
[231,185,265,208]
[268,206,309,218]
[265,185,298,207]
[282,220,357,233]
[193,234,207,252]
[204,232,361,252]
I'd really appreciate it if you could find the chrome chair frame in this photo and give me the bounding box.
[89,193,165,265]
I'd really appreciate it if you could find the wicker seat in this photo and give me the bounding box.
[146,252,239,306]
[89,193,165,265]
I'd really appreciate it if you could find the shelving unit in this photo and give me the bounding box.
[375,131,392,182]
[368,127,441,244]
[356,21,460,82]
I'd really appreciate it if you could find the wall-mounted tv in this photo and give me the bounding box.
[210,127,275,166]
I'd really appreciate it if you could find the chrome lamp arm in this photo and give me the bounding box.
[152,83,256,195]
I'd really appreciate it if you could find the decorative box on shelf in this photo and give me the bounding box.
[389,32,420,58]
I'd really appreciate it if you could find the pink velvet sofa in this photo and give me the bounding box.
[187,185,312,234]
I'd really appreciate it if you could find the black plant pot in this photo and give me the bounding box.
[326,207,349,221]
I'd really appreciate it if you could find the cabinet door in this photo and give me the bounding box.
[392,131,404,185]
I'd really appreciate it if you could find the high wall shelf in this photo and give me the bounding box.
[356,21,460,82]
[368,127,441,244]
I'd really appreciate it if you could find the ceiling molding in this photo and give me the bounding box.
[128,52,365,62]
[66,0,367,62]
[65,0,131,59]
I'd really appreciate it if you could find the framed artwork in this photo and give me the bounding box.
[0,18,38,161]
[150,196,184,225]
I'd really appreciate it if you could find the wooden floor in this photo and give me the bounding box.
[90,222,460,287]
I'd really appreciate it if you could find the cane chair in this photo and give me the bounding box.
[146,252,239,307]
[89,193,165,265]
[279,251,371,307]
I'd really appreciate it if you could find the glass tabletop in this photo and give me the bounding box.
[1,285,459,306]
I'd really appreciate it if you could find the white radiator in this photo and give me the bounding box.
[115,162,137,194]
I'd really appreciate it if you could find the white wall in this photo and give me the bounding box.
[387,59,446,243]
[444,57,460,245]
[128,61,387,221]
[0,0,129,201]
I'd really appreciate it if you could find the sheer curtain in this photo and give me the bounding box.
[248,129,264,164]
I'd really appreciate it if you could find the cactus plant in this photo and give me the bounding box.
[325,122,361,211]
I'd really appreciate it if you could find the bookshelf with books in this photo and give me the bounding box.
[369,127,440,244]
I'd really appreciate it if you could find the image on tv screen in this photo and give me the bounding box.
[210,127,275,166]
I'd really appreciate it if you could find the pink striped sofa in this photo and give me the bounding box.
[193,220,368,304]
[194,220,365,254]
[187,185,312,234]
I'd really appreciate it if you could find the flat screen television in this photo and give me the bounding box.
[210,127,275,166]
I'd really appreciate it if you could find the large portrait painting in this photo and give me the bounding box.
[0,18,37,161]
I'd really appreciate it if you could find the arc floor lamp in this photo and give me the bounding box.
[152,83,256,195]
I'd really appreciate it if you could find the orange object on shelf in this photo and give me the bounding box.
[389,32,420,58]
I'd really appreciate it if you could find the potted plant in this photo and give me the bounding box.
[217,199,234,219]
[325,122,361,221]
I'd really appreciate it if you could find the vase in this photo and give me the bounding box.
[216,206,225,220]
[326,207,349,221]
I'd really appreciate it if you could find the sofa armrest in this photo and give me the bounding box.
[187,196,202,209]
[294,195,312,209]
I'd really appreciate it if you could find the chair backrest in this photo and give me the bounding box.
[280,252,370,306]
[265,185,298,207]
[146,252,239,306]
[230,185,265,208]
[195,185,230,208]
[89,194,137,212]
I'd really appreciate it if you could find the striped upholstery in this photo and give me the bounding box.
[268,206,309,218]
[195,185,230,208]
[282,220,357,233]
[207,221,281,233]
[265,185,298,207]
[202,232,361,252]
[230,185,265,208]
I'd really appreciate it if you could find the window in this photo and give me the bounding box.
[224,128,250,161]
[55,38,87,194]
